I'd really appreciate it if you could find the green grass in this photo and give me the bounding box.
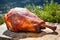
[25,0,60,23]
[0,14,4,25]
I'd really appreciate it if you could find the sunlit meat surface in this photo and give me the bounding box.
[4,7,57,32]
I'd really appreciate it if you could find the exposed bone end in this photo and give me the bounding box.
[50,26,57,31]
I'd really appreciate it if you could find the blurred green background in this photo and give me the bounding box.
[0,0,60,25]
[26,0,60,23]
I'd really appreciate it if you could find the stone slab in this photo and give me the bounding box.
[0,22,60,40]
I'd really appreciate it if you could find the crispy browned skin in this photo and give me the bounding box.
[4,8,57,32]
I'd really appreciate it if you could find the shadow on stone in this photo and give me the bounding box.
[0,37,11,40]
[3,30,58,39]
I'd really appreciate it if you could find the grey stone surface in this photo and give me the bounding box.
[0,22,60,40]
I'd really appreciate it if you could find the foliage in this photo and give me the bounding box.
[0,14,4,25]
[26,0,60,23]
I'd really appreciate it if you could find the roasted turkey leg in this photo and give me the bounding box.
[4,7,57,32]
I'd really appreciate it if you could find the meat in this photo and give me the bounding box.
[4,7,57,32]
